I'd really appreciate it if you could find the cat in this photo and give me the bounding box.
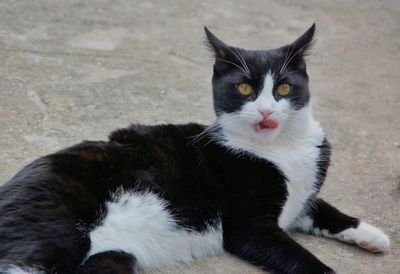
[0,24,390,274]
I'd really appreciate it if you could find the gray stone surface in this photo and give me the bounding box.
[0,0,399,273]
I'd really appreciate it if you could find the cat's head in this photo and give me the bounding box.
[205,24,315,143]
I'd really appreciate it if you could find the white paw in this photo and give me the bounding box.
[335,221,390,253]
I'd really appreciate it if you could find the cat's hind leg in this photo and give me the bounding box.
[295,198,390,253]
[78,251,137,274]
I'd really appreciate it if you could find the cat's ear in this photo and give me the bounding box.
[204,26,231,59]
[287,23,316,58]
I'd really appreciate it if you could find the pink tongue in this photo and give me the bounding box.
[260,119,278,129]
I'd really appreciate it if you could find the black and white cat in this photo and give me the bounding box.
[0,24,390,274]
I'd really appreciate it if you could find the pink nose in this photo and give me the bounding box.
[258,109,273,118]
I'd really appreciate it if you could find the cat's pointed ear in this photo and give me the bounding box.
[204,26,230,59]
[288,23,316,58]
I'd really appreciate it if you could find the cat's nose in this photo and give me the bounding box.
[258,109,273,118]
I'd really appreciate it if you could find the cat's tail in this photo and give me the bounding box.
[0,251,138,274]
[0,263,44,274]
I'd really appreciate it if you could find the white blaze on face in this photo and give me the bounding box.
[253,72,276,111]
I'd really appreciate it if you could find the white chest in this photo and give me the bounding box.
[260,143,322,230]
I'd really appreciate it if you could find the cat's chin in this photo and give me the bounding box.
[254,129,280,142]
[247,123,282,144]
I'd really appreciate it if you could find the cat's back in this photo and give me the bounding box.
[0,123,208,214]
[109,123,206,147]
[0,123,226,271]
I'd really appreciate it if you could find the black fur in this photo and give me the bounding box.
[0,123,336,274]
[0,25,364,274]
[78,251,137,274]
[307,199,360,235]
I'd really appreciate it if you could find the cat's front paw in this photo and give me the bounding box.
[335,221,390,253]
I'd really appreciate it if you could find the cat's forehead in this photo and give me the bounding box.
[242,48,287,76]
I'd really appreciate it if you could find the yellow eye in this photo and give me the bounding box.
[237,83,253,96]
[276,84,291,96]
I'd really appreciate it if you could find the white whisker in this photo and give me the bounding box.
[216,58,251,79]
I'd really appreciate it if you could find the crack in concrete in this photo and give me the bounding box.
[26,89,50,128]
[27,89,48,112]
[0,48,146,62]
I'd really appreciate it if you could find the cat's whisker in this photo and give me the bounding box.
[216,58,251,79]
[233,47,251,77]
[279,40,297,75]
[189,118,253,146]
[219,43,251,79]
[280,41,313,77]
[188,123,220,145]
[223,45,251,77]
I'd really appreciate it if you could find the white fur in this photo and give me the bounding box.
[218,72,325,231]
[295,216,390,253]
[87,191,224,271]
[333,221,390,252]
[294,215,314,233]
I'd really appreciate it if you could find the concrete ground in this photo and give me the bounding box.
[0,0,399,273]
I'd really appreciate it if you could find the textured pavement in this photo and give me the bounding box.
[0,1,399,273]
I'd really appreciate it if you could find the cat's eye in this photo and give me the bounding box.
[275,84,291,96]
[237,83,253,96]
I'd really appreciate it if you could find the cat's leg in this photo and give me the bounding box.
[223,222,335,274]
[79,251,137,274]
[295,198,390,253]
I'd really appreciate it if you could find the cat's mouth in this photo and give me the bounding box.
[255,119,279,132]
